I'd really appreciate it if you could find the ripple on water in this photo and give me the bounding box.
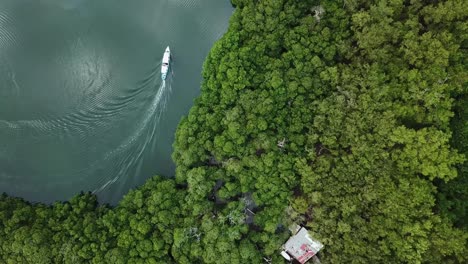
[169,0,201,9]
[0,11,18,50]
[0,10,20,101]
[0,0,233,204]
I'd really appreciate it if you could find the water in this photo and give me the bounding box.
[0,0,233,204]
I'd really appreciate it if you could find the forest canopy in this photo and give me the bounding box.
[1,0,467,263]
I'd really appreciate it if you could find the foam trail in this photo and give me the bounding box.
[6,60,171,192]
[92,79,171,193]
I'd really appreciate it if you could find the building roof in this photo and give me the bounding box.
[283,227,323,264]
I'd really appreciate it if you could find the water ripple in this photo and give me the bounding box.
[0,0,233,204]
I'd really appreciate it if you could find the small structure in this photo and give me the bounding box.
[312,6,325,22]
[280,227,323,264]
[277,138,286,148]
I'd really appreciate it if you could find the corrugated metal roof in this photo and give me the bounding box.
[283,227,323,264]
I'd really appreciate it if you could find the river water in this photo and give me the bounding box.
[0,0,232,204]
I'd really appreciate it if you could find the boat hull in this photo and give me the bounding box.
[161,46,171,80]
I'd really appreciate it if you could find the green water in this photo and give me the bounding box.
[0,0,232,204]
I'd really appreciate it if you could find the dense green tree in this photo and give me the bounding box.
[437,95,468,229]
[0,176,182,263]
[173,0,468,263]
[1,0,467,263]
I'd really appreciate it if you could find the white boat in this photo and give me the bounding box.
[161,46,171,80]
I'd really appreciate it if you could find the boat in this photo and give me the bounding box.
[161,46,171,80]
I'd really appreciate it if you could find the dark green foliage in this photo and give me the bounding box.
[0,177,182,263]
[172,0,468,263]
[1,0,467,263]
[437,95,468,229]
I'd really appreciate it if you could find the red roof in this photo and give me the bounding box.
[283,227,323,264]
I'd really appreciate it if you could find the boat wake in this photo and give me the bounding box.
[92,74,172,195]
[0,57,173,199]
[0,0,232,204]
